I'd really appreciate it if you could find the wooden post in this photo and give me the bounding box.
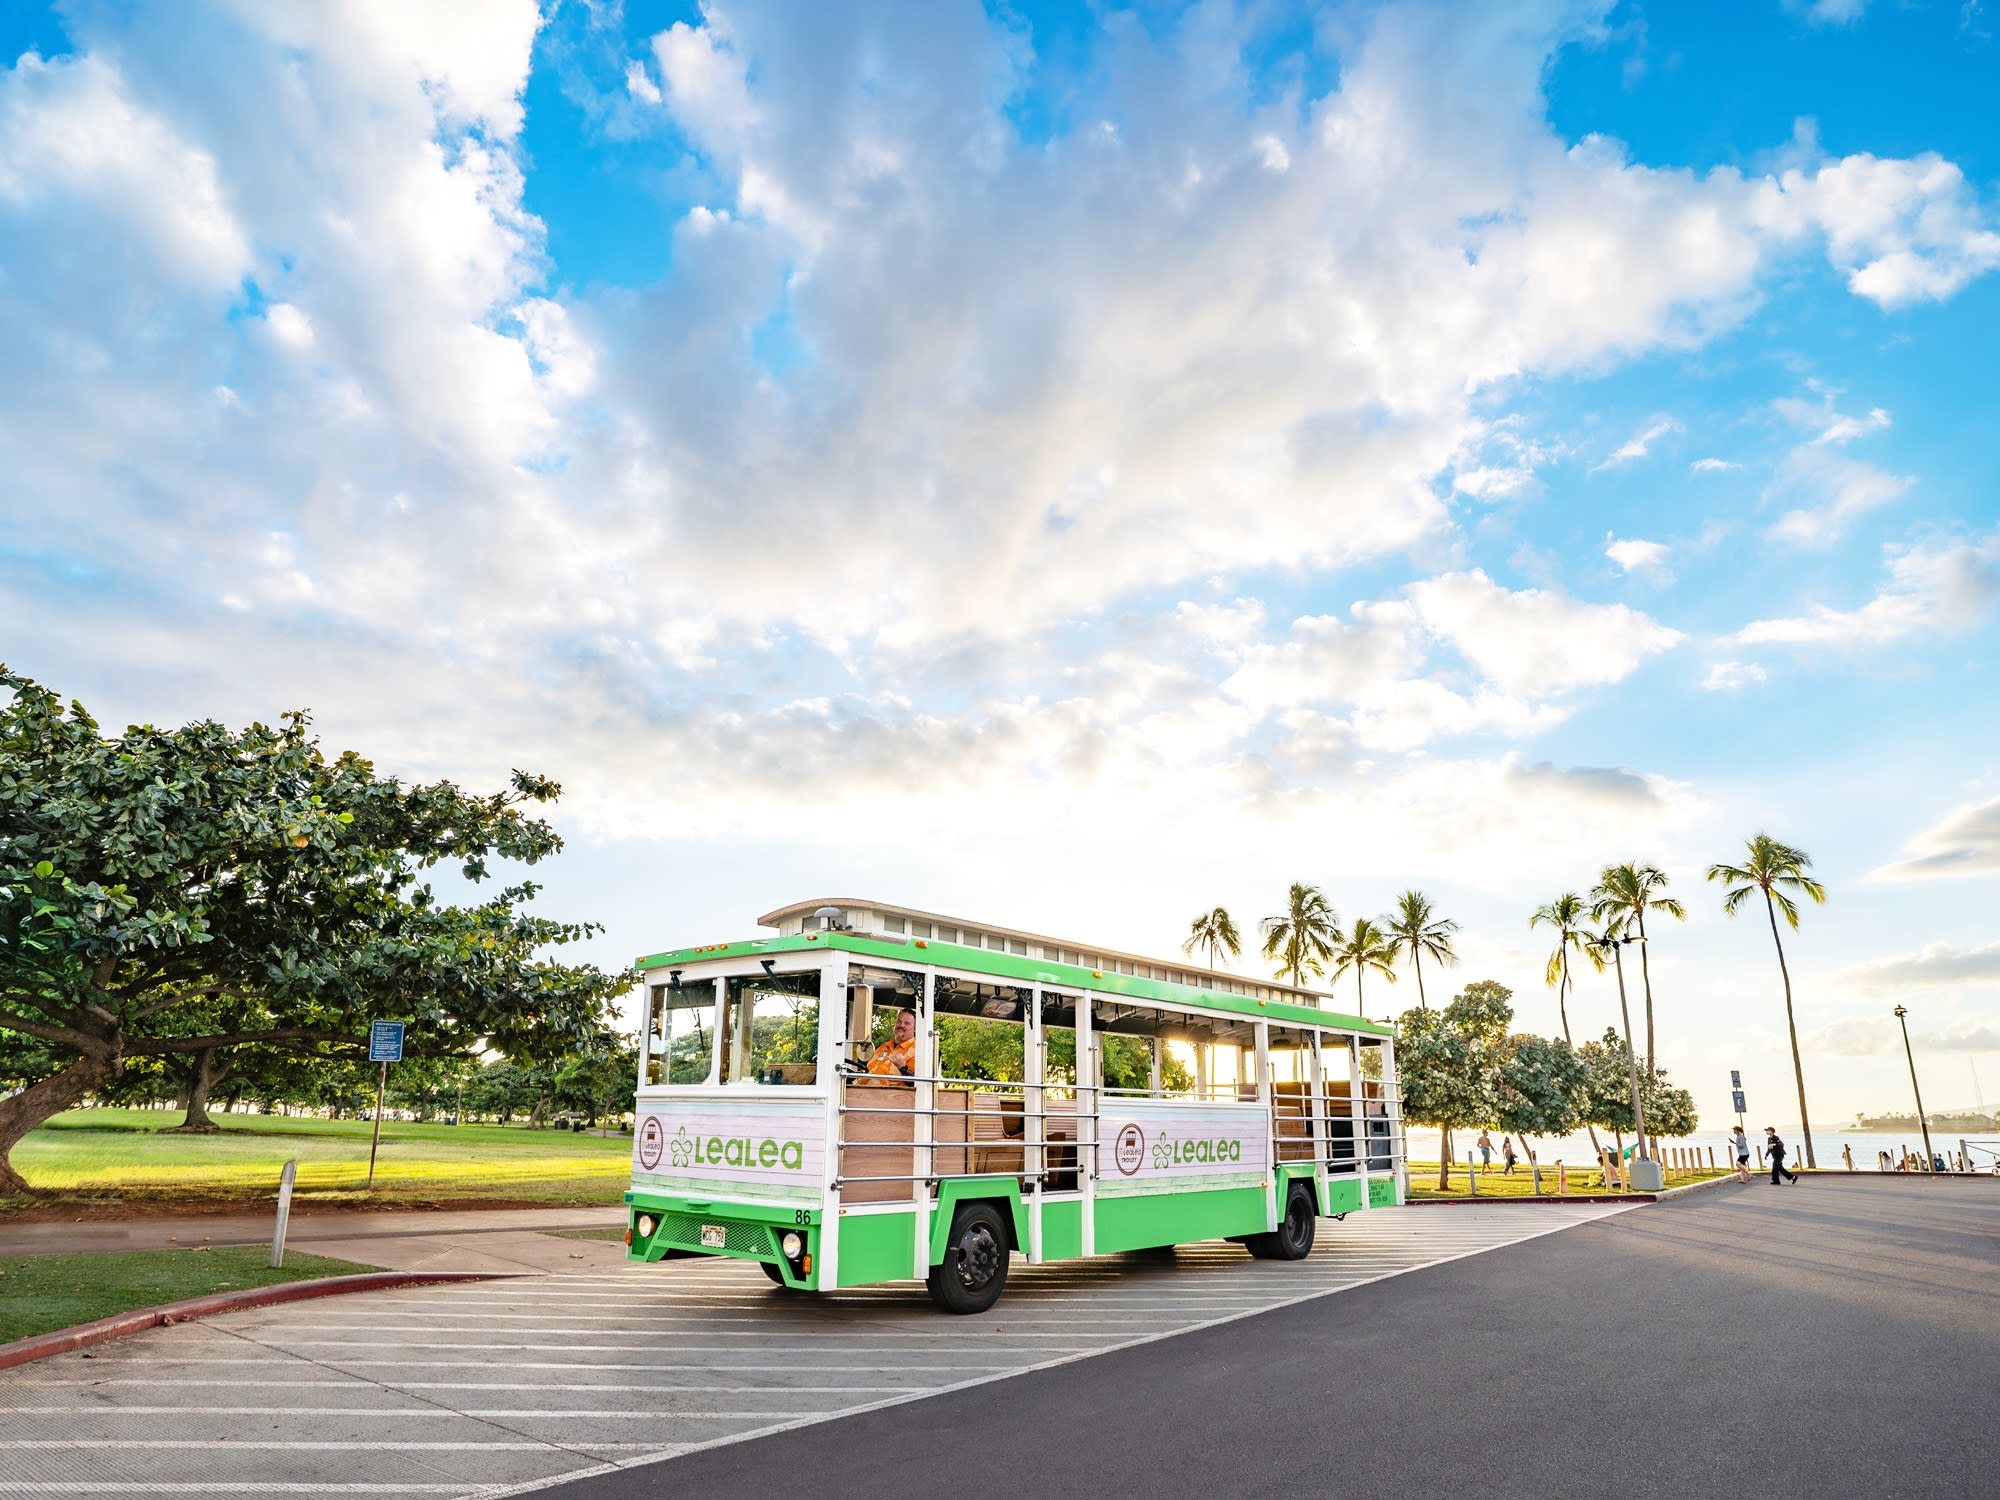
[1558,1160,1568,1195]
[269,1158,298,1268]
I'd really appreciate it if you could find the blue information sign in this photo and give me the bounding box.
[1731,1089,1747,1115]
[1730,1069,1742,1089]
[368,1021,405,1063]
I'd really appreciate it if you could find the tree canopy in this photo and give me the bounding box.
[0,668,627,1192]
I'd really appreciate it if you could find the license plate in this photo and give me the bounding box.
[699,1224,726,1249]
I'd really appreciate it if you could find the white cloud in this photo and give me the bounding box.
[624,59,661,107]
[0,52,250,290]
[1701,661,1766,691]
[1842,940,2000,988]
[1761,390,1909,546]
[1404,570,1684,697]
[1765,451,1913,546]
[1754,149,2000,307]
[1605,534,1670,574]
[0,0,1993,865]
[1735,531,2000,647]
[261,302,315,351]
[1808,1013,2000,1057]
[1591,417,1681,473]
[1784,1,1874,26]
[1691,457,1740,473]
[1872,797,2000,882]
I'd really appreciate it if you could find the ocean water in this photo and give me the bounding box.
[1402,1127,2000,1172]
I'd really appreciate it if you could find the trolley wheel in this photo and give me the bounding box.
[926,1202,1010,1314]
[1245,1183,1317,1261]
[759,1259,793,1288]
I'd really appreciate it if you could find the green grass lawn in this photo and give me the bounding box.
[10,1108,633,1208]
[0,1246,378,1344]
[1405,1159,1731,1199]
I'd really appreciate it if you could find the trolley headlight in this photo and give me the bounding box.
[637,1214,657,1239]
[781,1231,804,1260]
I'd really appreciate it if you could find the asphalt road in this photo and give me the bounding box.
[533,1177,2000,1500]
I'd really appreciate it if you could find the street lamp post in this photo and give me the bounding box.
[1893,1005,1934,1173]
[1588,932,1654,1183]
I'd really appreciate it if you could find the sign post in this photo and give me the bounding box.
[366,1021,405,1190]
[1730,1070,1747,1133]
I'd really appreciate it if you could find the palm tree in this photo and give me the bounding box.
[1528,892,1598,1045]
[1708,834,1828,1170]
[1181,907,1242,976]
[1590,862,1686,1073]
[1330,917,1398,1013]
[1260,883,1340,988]
[1380,890,1459,1010]
[1532,892,1604,1152]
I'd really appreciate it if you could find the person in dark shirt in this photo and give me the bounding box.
[1764,1127,1798,1185]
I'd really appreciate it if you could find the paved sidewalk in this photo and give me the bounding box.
[0,1205,631,1275]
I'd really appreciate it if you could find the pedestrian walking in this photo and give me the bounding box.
[1841,1143,1854,1172]
[1502,1138,1518,1175]
[1476,1130,1494,1167]
[1764,1127,1798,1185]
[1731,1125,1753,1183]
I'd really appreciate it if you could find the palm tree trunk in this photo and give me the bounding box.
[1413,949,1427,1011]
[1637,908,1655,1074]
[1559,952,1602,1152]
[1557,953,1573,1043]
[1355,970,1364,1011]
[1765,888,1816,1169]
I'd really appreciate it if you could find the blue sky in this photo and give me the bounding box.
[2,1,1997,1131]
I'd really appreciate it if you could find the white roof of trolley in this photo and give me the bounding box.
[756,896,1332,1011]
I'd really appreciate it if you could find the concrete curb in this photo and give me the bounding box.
[0,1269,521,1373]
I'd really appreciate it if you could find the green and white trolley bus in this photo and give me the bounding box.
[626,899,1406,1313]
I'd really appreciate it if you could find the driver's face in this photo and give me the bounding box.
[894,1011,916,1043]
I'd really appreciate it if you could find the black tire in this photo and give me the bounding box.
[1245,1184,1317,1261]
[759,1258,792,1288]
[926,1202,1010,1314]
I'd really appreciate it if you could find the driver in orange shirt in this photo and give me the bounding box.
[860,1007,917,1085]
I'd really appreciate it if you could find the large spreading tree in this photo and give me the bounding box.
[0,668,628,1193]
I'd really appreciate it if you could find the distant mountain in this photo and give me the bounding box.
[1849,1111,1995,1132]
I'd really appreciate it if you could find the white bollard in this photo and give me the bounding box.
[270,1158,298,1269]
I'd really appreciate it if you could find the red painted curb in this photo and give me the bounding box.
[0,1270,521,1372]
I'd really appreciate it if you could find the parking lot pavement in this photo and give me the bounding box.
[0,1203,1626,1499]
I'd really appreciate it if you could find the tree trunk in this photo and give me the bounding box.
[1438,1125,1453,1190]
[1766,889,1817,1168]
[1637,908,1655,1074]
[0,1051,118,1194]
[1413,949,1427,1011]
[164,1048,230,1134]
[1557,952,1601,1151]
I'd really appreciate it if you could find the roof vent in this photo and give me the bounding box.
[812,905,848,932]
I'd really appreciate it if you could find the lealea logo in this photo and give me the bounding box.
[1113,1122,1146,1176]
[668,1124,806,1172]
[637,1115,664,1170]
[1151,1132,1245,1169]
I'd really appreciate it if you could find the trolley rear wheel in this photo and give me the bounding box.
[1245,1183,1317,1261]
